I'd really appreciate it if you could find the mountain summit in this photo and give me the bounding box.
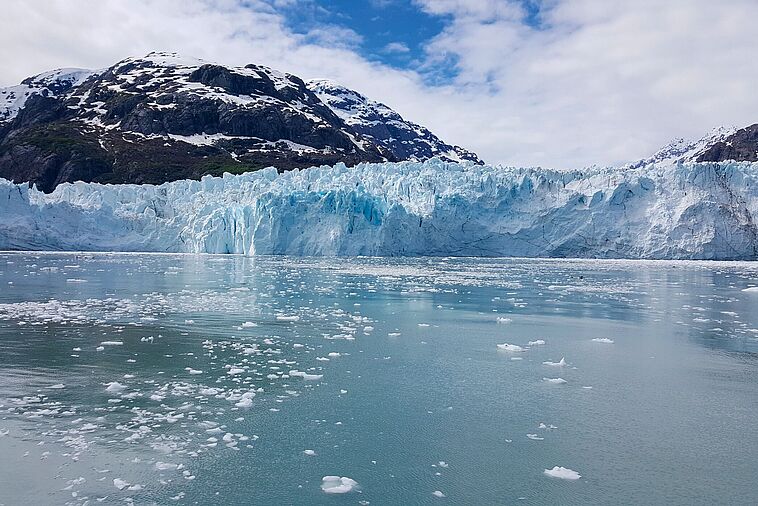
[0,52,481,192]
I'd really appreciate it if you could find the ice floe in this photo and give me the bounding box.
[544,466,581,480]
[320,476,359,494]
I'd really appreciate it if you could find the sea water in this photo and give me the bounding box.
[0,253,757,505]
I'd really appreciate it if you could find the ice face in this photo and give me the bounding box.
[0,158,757,259]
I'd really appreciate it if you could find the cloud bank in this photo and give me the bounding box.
[1,0,756,168]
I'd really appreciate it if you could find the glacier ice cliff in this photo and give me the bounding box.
[0,159,756,259]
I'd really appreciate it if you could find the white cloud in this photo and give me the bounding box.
[383,41,411,54]
[1,0,757,168]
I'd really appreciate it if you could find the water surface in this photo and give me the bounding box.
[0,253,757,505]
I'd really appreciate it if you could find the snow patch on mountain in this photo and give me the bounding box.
[1,159,755,259]
[307,79,481,164]
[0,68,94,123]
[628,126,738,168]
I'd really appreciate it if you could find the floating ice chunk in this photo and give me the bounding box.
[438,461,448,468]
[235,392,255,408]
[105,382,127,393]
[497,343,525,352]
[155,462,179,471]
[742,287,758,293]
[321,476,359,494]
[96,346,105,351]
[304,449,316,456]
[388,332,401,337]
[592,338,614,344]
[100,341,124,346]
[276,315,300,322]
[528,339,546,346]
[328,352,341,358]
[544,466,581,480]
[527,434,544,440]
[418,323,430,327]
[496,317,512,324]
[542,377,567,384]
[241,321,257,328]
[113,478,129,490]
[48,384,66,389]
[289,369,322,380]
[432,490,446,498]
[543,358,566,367]
[227,367,245,375]
[184,319,195,324]
[185,368,203,375]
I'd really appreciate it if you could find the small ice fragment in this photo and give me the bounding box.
[185,368,203,375]
[227,367,245,375]
[527,434,544,440]
[496,317,512,324]
[592,338,614,344]
[304,449,316,456]
[100,341,124,346]
[276,315,300,322]
[105,382,127,393]
[113,478,129,490]
[321,476,359,494]
[184,319,195,324]
[544,466,581,480]
[155,462,179,471]
[497,343,525,352]
[542,377,567,384]
[48,384,66,389]
[432,490,446,498]
[742,287,758,293]
[96,346,105,351]
[528,339,545,346]
[543,358,566,367]
[241,321,257,328]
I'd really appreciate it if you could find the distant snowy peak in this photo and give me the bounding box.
[631,124,758,168]
[307,79,482,164]
[0,67,94,123]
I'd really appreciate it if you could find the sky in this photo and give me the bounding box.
[1,0,757,168]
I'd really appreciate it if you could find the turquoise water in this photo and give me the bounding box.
[0,252,757,505]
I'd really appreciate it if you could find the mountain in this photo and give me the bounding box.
[629,124,758,168]
[0,52,481,192]
[1,159,756,259]
[306,79,479,164]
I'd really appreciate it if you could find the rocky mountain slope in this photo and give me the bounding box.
[0,52,481,192]
[628,124,758,168]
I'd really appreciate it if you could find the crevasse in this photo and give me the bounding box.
[1,159,756,259]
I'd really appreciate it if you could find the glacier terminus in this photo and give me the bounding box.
[1,158,756,260]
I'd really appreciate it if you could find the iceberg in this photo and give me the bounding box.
[0,158,756,259]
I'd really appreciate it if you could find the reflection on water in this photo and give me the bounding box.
[0,253,757,505]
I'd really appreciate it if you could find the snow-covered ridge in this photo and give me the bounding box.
[0,68,94,122]
[627,126,738,168]
[1,159,756,259]
[306,79,481,164]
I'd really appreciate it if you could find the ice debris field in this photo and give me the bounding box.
[1,253,758,504]
[1,158,757,259]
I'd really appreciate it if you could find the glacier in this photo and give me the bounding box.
[0,159,756,259]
